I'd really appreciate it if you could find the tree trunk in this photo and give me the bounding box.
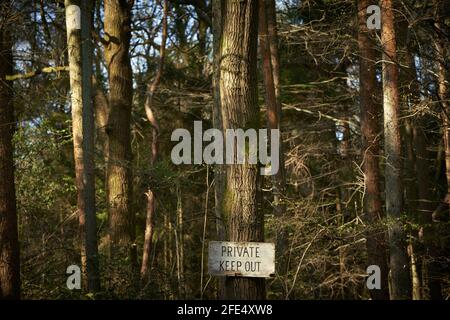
[436,21,449,218]
[140,190,155,279]
[212,0,225,240]
[265,0,286,217]
[104,0,136,269]
[195,0,207,76]
[258,0,288,282]
[381,0,411,299]
[356,0,390,300]
[430,1,448,300]
[176,184,185,298]
[140,0,168,283]
[212,0,226,299]
[0,2,20,299]
[403,46,433,300]
[65,0,100,292]
[220,0,265,300]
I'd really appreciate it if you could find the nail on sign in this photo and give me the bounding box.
[208,241,275,278]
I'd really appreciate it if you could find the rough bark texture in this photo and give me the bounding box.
[381,0,412,299]
[0,2,20,299]
[65,0,100,292]
[93,76,109,157]
[104,0,136,266]
[357,0,389,300]
[220,0,265,300]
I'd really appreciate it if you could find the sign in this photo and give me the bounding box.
[208,241,275,278]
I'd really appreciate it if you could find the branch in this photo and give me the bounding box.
[92,30,109,46]
[144,0,169,165]
[283,103,356,127]
[171,0,211,27]
[5,66,69,81]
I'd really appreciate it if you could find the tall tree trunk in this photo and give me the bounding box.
[403,47,430,301]
[140,190,155,279]
[258,0,288,284]
[176,184,185,298]
[381,0,411,299]
[220,0,265,300]
[396,9,426,299]
[266,0,289,275]
[212,0,226,299]
[265,0,280,102]
[431,1,448,300]
[104,0,136,270]
[357,0,389,300]
[65,0,100,292]
[140,0,168,282]
[265,0,286,218]
[436,19,449,218]
[212,0,225,242]
[0,1,20,299]
[195,0,207,75]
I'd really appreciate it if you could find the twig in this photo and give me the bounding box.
[5,66,69,81]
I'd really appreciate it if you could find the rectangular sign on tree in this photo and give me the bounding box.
[208,241,275,278]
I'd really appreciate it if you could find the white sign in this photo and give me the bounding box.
[66,5,81,31]
[208,241,275,278]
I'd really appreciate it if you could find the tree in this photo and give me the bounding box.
[430,0,448,300]
[219,0,265,300]
[258,0,288,283]
[381,0,411,299]
[0,0,20,300]
[357,0,389,300]
[141,0,169,281]
[211,0,226,299]
[104,0,136,268]
[64,0,100,292]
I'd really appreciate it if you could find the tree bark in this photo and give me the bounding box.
[65,0,101,292]
[430,1,448,300]
[265,0,286,212]
[212,0,226,299]
[212,0,225,241]
[265,0,280,102]
[0,1,20,299]
[381,0,412,299]
[357,0,390,300]
[220,0,265,300]
[104,0,136,268]
[140,190,155,279]
[258,0,288,283]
